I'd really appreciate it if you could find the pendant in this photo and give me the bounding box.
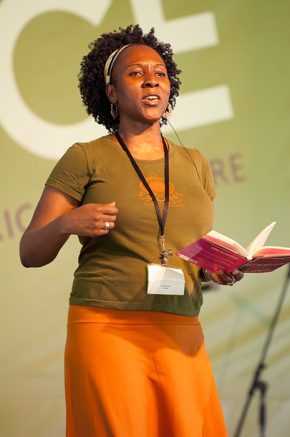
[160,249,173,266]
[160,235,173,266]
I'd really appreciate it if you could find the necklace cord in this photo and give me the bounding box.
[115,132,169,237]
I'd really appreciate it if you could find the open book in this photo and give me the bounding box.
[176,222,290,273]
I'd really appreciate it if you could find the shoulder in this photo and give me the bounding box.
[167,138,210,168]
[61,135,117,168]
[74,134,115,155]
[48,135,115,180]
[167,139,216,199]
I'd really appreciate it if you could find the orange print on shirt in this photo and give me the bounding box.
[138,175,183,206]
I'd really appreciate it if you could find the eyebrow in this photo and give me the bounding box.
[127,63,166,68]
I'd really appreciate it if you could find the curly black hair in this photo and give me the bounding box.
[78,24,181,133]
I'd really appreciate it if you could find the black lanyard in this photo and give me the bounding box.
[115,131,172,265]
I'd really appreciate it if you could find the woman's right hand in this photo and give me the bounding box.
[60,202,118,237]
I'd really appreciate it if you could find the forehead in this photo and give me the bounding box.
[115,44,166,68]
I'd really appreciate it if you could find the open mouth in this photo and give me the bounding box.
[142,94,160,103]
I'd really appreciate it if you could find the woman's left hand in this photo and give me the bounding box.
[209,268,244,286]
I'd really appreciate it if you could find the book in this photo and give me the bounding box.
[176,222,290,273]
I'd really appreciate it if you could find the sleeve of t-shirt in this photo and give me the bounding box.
[199,151,216,201]
[45,143,91,202]
[190,148,217,201]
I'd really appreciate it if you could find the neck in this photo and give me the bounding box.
[117,122,165,159]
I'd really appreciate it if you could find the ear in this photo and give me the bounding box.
[106,84,118,104]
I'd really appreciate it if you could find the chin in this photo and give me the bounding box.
[141,111,164,124]
[140,118,162,127]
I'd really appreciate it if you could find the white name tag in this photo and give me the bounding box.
[147,264,185,295]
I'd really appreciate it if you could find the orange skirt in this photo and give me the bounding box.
[65,305,228,437]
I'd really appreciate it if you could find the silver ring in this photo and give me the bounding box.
[104,221,110,231]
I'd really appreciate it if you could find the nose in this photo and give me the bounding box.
[143,81,158,88]
[142,72,159,88]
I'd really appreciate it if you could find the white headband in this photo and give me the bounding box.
[104,44,132,85]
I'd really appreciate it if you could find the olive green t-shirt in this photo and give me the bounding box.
[46,135,216,316]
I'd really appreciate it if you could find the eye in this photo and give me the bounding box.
[156,72,166,77]
[129,71,143,77]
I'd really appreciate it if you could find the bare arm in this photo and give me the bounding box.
[20,186,118,267]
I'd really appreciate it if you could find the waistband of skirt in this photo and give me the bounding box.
[67,304,200,325]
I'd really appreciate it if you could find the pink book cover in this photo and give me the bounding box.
[177,238,290,273]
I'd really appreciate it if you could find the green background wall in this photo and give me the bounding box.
[1,1,290,435]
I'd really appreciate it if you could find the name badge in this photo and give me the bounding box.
[147,264,185,295]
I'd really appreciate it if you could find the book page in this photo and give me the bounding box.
[246,221,276,258]
[206,230,248,257]
[252,246,290,258]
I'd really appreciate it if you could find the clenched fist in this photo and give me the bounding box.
[61,202,118,237]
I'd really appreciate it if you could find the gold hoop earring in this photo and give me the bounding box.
[110,103,119,120]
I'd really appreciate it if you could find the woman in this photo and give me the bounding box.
[20,25,243,437]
